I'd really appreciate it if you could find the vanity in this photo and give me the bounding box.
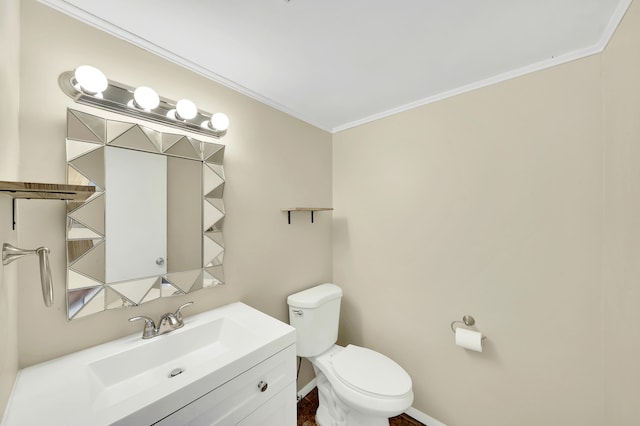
[2,303,297,425]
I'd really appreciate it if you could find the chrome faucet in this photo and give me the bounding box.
[129,302,193,339]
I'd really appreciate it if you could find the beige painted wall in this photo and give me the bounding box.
[0,195,17,422]
[602,1,640,425]
[7,0,640,424]
[15,0,332,368]
[0,0,21,419]
[333,49,605,426]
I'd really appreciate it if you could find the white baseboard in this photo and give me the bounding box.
[297,377,318,401]
[297,378,447,426]
[405,406,447,426]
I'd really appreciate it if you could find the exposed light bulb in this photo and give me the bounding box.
[133,86,160,110]
[73,65,108,95]
[175,99,197,120]
[209,113,229,132]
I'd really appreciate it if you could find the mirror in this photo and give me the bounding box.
[65,109,225,320]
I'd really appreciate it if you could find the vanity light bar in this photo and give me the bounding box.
[58,66,229,139]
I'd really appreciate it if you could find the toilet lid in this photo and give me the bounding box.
[331,345,412,398]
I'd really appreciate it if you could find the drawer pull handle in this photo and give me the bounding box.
[257,381,268,392]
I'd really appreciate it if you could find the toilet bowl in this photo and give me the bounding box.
[288,283,413,426]
[311,344,413,426]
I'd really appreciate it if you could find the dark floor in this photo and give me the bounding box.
[297,388,425,426]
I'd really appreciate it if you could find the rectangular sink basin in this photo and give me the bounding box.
[3,302,296,426]
[88,316,256,408]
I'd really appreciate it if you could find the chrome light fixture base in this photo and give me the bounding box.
[59,70,228,139]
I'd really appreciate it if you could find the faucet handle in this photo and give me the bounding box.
[174,302,194,322]
[129,315,157,339]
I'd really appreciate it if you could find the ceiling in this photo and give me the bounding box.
[41,0,630,133]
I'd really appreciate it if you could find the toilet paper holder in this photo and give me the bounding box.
[450,315,486,340]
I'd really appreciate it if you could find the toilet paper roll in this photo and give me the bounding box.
[455,327,483,352]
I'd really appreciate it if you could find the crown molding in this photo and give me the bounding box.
[40,0,632,135]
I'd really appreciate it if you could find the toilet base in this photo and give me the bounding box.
[314,367,390,426]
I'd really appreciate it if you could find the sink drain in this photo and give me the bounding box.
[169,368,184,378]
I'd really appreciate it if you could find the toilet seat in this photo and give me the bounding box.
[331,345,412,398]
[311,345,414,419]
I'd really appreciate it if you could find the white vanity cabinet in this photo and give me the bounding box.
[153,345,296,425]
[3,303,297,426]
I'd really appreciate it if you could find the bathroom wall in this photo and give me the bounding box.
[10,1,640,424]
[16,0,332,367]
[602,1,640,425]
[333,46,605,426]
[0,0,21,419]
[0,194,17,422]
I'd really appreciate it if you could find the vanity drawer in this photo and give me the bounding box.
[153,344,296,426]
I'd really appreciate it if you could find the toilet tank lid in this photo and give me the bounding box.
[287,283,342,308]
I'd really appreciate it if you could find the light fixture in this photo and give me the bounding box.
[132,86,160,110]
[175,99,198,120]
[59,66,228,138]
[204,112,230,132]
[73,65,108,96]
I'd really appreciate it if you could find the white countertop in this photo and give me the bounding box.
[2,302,296,426]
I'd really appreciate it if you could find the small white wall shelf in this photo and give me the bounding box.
[281,207,333,224]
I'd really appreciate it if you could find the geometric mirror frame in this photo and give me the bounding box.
[66,108,225,320]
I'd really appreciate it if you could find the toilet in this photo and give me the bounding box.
[287,283,413,426]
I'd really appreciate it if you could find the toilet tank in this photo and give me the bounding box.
[287,283,343,357]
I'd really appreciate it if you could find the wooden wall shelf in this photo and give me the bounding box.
[0,181,96,230]
[281,207,333,224]
[0,181,96,201]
